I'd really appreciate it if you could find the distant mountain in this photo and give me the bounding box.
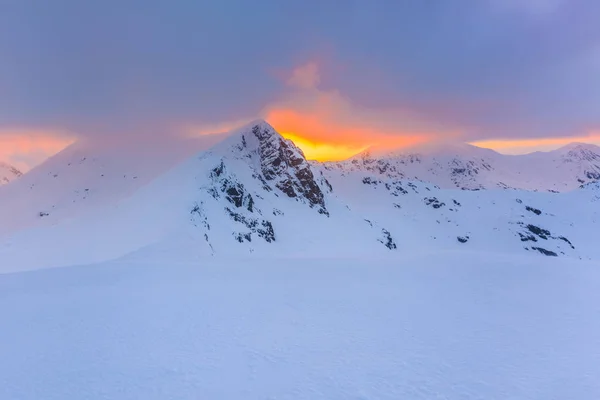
[0,122,598,272]
[0,161,22,185]
[321,142,600,192]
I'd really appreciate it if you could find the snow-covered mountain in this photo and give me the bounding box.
[0,161,22,185]
[0,121,598,271]
[323,142,600,192]
[0,134,225,237]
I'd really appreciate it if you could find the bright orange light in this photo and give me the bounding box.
[266,108,434,161]
[262,60,449,160]
[280,132,369,161]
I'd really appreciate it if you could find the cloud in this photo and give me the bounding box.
[260,62,461,160]
[0,0,599,163]
[286,62,321,89]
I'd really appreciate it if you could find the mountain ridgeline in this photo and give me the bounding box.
[0,120,599,271]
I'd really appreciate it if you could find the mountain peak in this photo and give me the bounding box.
[556,142,600,153]
[209,119,329,215]
[228,119,275,138]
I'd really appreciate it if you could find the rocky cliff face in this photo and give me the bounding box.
[249,123,330,215]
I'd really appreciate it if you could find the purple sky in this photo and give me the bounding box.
[0,0,599,167]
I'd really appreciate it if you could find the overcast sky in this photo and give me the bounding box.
[1,0,599,167]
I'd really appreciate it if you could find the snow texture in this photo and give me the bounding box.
[1,254,599,400]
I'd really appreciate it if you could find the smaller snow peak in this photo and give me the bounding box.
[559,142,600,162]
[558,142,600,152]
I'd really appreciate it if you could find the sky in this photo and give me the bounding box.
[0,0,599,170]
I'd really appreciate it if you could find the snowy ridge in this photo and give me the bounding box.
[0,121,598,271]
[323,142,600,192]
[0,161,22,185]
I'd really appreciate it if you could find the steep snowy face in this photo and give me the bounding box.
[0,162,22,185]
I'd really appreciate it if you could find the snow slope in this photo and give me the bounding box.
[324,142,600,192]
[0,121,598,272]
[1,122,599,398]
[0,134,225,237]
[0,121,398,271]
[1,253,600,400]
[0,161,22,185]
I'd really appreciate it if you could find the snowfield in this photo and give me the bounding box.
[2,253,600,400]
[1,120,600,399]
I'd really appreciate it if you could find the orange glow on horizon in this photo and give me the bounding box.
[266,108,433,161]
[279,131,370,161]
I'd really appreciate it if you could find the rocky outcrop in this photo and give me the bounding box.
[250,123,329,216]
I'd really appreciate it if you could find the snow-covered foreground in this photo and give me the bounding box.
[2,253,600,399]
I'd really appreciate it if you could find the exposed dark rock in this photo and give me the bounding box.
[379,229,397,250]
[225,208,275,243]
[518,232,537,242]
[407,182,419,193]
[252,124,328,215]
[256,220,275,243]
[457,235,469,243]
[252,173,272,192]
[211,161,225,178]
[531,247,558,257]
[558,236,575,249]
[234,232,253,243]
[525,206,542,215]
[362,177,379,185]
[424,197,445,209]
[190,202,210,231]
[526,224,551,239]
[586,171,600,180]
[210,161,256,212]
